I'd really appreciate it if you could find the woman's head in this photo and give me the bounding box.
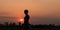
[24,9,28,15]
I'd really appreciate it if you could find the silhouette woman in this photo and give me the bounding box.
[23,9,30,30]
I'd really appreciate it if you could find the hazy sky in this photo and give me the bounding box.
[0,0,60,25]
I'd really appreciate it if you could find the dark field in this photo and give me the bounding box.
[0,22,60,30]
[0,27,60,30]
[0,23,60,30]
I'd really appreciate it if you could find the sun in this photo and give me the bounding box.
[20,19,23,22]
[19,18,24,24]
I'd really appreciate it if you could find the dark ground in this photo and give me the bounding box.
[0,22,60,30]
[0,25,60,30]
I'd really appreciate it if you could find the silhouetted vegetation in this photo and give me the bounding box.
[0,22,60,30]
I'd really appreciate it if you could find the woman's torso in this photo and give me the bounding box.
[24,15,30,24]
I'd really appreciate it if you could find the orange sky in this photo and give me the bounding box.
[0,0,60,25]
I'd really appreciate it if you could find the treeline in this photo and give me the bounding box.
[0,22,60,28]
[0,22,22,27]
[0,22,60,30]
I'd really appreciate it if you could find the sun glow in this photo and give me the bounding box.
[20,18,24,24]
[20,19,23,22]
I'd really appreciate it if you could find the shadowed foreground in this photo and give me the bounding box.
[0,22,60,30]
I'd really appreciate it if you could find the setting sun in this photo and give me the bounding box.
[19,18,24,24]
[20,19,24,22]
